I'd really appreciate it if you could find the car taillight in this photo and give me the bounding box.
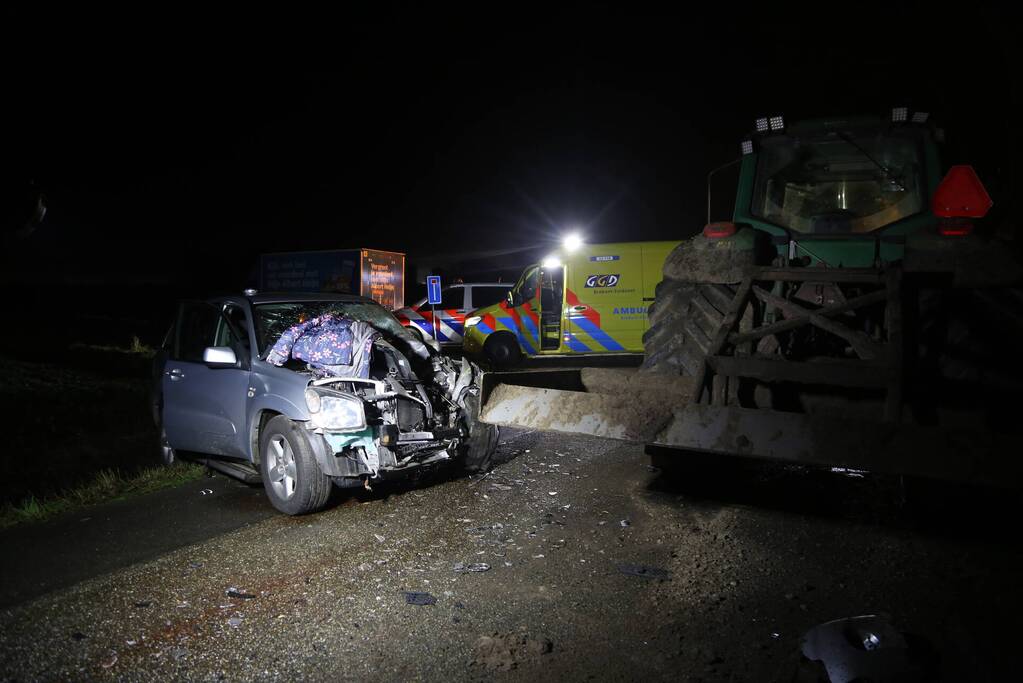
[703,222,737,239]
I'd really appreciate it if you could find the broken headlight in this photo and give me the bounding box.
[305,389,366,431]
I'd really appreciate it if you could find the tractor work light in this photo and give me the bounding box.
[542,255,562,268]
[911,111,929,123]
[891,106,909,122]
[741,139,754,155]
[769,115,784,131]
[755,117,769,133]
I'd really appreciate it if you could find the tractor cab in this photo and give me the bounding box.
[733,112,945,268]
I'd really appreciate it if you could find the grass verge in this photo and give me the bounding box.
[0,462,206,529]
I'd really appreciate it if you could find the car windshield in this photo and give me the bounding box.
[751,129,925,234]
[253,300,413,357]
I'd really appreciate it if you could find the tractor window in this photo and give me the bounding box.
[751,130,925,234]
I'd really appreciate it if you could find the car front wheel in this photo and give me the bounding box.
[258,415,332,515]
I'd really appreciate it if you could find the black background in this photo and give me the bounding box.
[3,4,1018,312]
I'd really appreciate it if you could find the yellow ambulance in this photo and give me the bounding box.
[462,241,681,366]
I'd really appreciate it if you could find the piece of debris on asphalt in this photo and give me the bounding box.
[374,534,386,543]
[225,587,256,599]
[199,489,214,496]
[133,601,151,608]
[358,562,374,571]
[100,653,118,669]
[548,491,558,496]
[472,632,553,672]
[801,614,923,682]
[71,632,87,642]
[403,591,437,606]
[454,562,491,573]
[620,519,631,528]
[616,563,671,579]
[227,617,243,627]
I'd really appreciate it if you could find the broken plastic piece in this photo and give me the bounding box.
[225,587,256,599]
[453,562,491,573]
[404,591,437,606]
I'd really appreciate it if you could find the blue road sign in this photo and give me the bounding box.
[427,276,443,305]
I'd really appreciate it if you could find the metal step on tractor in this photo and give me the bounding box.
[478,109,1023,487]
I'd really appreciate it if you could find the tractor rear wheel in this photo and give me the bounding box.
[641,278,741,376]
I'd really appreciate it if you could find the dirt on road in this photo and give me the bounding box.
[1,430,1019,681]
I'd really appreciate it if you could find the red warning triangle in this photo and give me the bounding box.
[932,165,993,219]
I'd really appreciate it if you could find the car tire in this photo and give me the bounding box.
[159,425,176,466]
[484,333,522,369]
[258,415,333,515]
[459,392,499,473]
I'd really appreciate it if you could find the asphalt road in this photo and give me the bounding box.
[1,429,1020,681]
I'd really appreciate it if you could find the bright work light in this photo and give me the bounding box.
[755,117,769,133]
[769,115,784,131]
[741,139,754,155]
[911,111,929,123]
[562,232,583,251]
[891,106,908,122]
[542,255,562,268]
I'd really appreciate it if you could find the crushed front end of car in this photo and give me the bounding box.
[300,338,493,489]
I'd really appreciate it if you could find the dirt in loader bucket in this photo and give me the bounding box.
[481,368,695,443]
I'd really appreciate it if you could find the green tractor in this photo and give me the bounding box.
[479,109,1023,487]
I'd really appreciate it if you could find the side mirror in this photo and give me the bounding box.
[506,290,516,306]
[203,346,238,367]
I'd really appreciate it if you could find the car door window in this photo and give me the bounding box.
[439,286,466,311]
[174,303,219,362]
[469,286,511,309]
[216,305,251,351]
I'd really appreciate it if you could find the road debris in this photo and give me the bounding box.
[225,587,256,599]
[800,614,923,683]
[615,563,671,579]
[403,591,437,606]
[619,519,631,528]
[472,632,553,671]
[227,617,243,627]
[453,562,491,573]
[199,489,214,496]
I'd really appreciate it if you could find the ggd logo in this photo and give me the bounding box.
[585,274,620,288]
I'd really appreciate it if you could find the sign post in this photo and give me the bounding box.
[426,275,442,341]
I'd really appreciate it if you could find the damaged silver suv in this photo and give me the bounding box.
[152,292,498,515]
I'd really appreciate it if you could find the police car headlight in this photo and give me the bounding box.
[464,315,482,328]
[309,393,366,431]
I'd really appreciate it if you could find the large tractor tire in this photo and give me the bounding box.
[641,279,742,376]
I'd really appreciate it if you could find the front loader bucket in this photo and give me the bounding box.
[479,368,1022,488]
[480,368,690,442]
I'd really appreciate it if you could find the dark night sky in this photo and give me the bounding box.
[3,4,1018,289]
